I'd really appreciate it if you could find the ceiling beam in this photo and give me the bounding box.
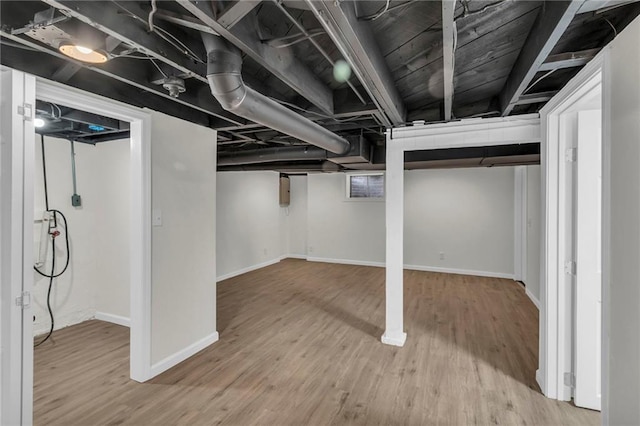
[305,0,406,126]
[441,0,456,121]
[516,91,559,105]
[0,30,244,126]
[176,0,335,115]
[499,0,586,116]
[41,0,208,82]
[539,48,600,71]
[217,0,261,29]
[154,9,219,35]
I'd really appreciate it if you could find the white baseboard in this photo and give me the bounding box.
[403,264,515,280]
[150,331,219,377]
[526,288,541,310]
[217,257,284,282]
[95,312,131,327]
[536,369,544,393]
[307,256,385,268]
[218,256,516,282]
[285,254,308,260]
[307,256,514,279]
[381,331,407,347]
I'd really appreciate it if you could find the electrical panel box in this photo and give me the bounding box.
[279,175,290,206]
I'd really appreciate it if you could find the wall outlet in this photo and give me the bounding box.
[152,209,162,227]
[263,248,268,255]
[439,252,445,261]
[308,246,314,253]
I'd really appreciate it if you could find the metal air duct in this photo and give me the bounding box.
[202,33,350,155]
[218,146,327,166]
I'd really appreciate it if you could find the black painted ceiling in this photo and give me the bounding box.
[2,1,638,170]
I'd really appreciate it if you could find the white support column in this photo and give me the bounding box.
[382,130,406,347]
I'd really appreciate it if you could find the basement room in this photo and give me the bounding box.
[2,1,640,425]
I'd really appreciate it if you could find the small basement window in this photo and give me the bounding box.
[346,173,384,199]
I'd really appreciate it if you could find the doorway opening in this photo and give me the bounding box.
[539,53,605,413]
[32,103,133,421]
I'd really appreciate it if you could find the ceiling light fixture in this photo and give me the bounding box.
[34,118,46,128]
[58,41,109,64]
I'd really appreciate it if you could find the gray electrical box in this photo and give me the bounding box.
[71,194,82,207]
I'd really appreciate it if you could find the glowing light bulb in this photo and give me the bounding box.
[34,118,45,128]
[75,45,94,54]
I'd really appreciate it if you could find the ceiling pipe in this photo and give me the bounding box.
[202,33,351,155]
[218,146,327,166]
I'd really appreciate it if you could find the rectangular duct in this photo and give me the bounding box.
[327,135,371,164]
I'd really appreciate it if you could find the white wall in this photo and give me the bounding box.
[307,173,385,264]
[525,165,541,305]
[404,168,515,277]
[305,168,516,277]
[288,175,308,258]
[32,136,130,335]
[607,15,640,425]
[216,171,287,279]
[150,110,217,365]
[93,140,130,319]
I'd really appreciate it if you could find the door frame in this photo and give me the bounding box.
[35,78,153,383]
[1,67,36,426]
[1,69,154,424]
[538,48,609,407]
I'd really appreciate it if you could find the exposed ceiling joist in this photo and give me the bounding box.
[41,0,208,82]
[217,0,261,29]
[441,0,456,122]
[499,0,586,116]
[539,48,600,71]
[0,30,244,126]
[176,0,335,115]
[577,0,638,14]
[305,0,406,126]
[516,91,558,105]
[154,9,219,35]
[57,109,128,130]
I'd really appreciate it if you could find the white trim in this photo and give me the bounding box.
[526,288,541,310]
[385,115,542,349]
[307,257,384,268]
[389,114,540,148]
[404,264,515,280]
[381,331,407,347]
[149,332,219,377]
[35,77,153,383]
[285,254,308,260]
[536,369,544,392]
[600,46,612,426]
[216,256,285,282]
[307,257,515,280]
[538,48,607,401]
[95,312,131,328]
[0,67,36,426]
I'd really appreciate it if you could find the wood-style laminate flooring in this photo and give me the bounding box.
[34,259,599,425]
